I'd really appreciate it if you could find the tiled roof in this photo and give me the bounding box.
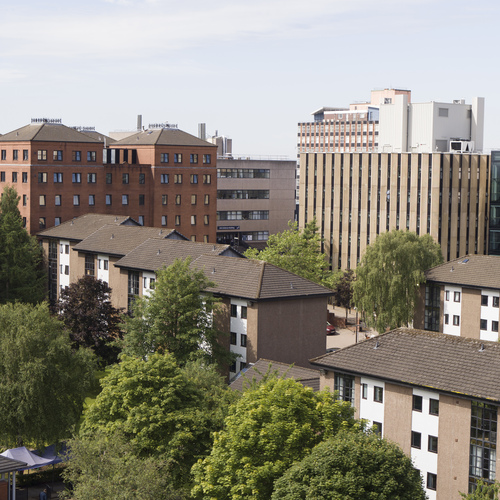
[114,238,236,269]
[0,123,101,143]
[111,128,217,147]
[72,225,183,257]
[37,214,140,241]
[311,328,500,403]
[230,359,320,392]
[192,255,333,300]
[425,255,500,290]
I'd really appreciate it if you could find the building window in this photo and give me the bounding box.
[38,172,47,183]
[106,173,112,184]
[334,374,354,403]
[424,284,440,332]
[174,153,182,163]
[37,150,47,161]
[230,332,237,345]
[191,174,198,184]
[480,319,488,330]
[87,173,97,183]
[55,217,61,226]
[138,215,144,225]
[190,154,198,164]
[493,321,499,332]
[204,215,209,225]
[53,150,63,161]
[372,422,382,436]
[161,215,167,226]
[22,172,28,183]
[122,195,129,205]
[0,172,4,182]
[411,431,421,449]
[203,174,212,184]
[482,295,489,306]
[161,174,169,184]
[23,150,28,161]
[39,217,46,229]
[241,306,247,319]
[203,154,211,164]
[161,153,169,163]
[494,297,500,308]
[230,304,237,317]
[39,195,46,206]
[374,386,383,403]
[191,215,196,225]
[427,473,437,491]
[139,173,145,184]
[428,435,438,453]
[72,173,81,183]
[204,235,209,243]
[191,194,197,205]
[55,195,61,206]
[453,315,460,326]
[13,150,18,161]
[122,173,129,184]
[429,399,439,415]
[23,194,27,206]
[438,107,449,117]
[84,255,95,276]
[174,174,182,184]
[412,395,423,412]
[445,290,450,301]
[11,172,17,183]
[87,151,96,162]
[89,195,95,206]
[106,194,112,205]
[454,291,461,302]
[128,271,139,311]
[204,194,210,205]
[230,361,236,373]
[72,151,81,161]
[218,190,270,200]
[444,314,449,325]
[149,277,155,289]
[362,383,368,399]
[175,215,180,226]
[175,195,181,205]
[240,334,247,347]
[162,195,168,205]
[73,195,80,206]
[54,172,63,183]
[139,194,145,206]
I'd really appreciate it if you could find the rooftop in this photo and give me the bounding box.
[311,328,500,403]
[111,128,217,147]
[0,122,102,143]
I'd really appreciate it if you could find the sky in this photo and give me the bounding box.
[1,0,500,158]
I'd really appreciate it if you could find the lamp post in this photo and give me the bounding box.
[355,307,358,344]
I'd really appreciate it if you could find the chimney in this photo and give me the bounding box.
[137,115,142,131]
[198,123,206,141]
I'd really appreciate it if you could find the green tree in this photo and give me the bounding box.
[0,302,96,448]
[122,258,233,368]
[245,219,334,288]
[191,377,357,500]
[353,230,443,333]
[0,186,46,303]
[57,276,123,366]
[333,269,355,321]
[271,431,426,499]
[61,432,185,500]
[81,353,236,490]
[460,480,500,499]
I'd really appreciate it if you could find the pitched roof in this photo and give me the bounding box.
[311,328,500,403]
[72,225,185,257]
[111,128,217,147]
[425,254,500,290]
[38,214,140,241]
[114,238,237,269]
[0,455,27,474]
[0,123,101,143]
[192,255,333,300]
[230,359,320,392]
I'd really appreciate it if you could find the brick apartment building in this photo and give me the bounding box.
[0,119,217,242]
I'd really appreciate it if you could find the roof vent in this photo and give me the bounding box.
[115,216,118,222]
[374,340,380,349]
[213,245,216,251]
[212,267,216,273]
[450,266,454,272]
[290,282,294,289]
[157,249,161,256]
[110,233,115,239]
[70,220,74,225]
[159,230,163,235]
[462,258,469,264]
[479,343,485,352]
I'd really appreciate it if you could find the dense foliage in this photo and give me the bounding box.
[271,431,426,499]
[57,276,123,366]
[0,302,96,448]
[191,377,357,499]
[353,229,443,332]
[460,480,500,499]
[122,258,233,368]
[0,186,46,304]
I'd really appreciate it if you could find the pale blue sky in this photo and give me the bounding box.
[1,0,499,157]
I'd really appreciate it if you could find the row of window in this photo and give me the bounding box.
[34,150,97,162]
[160,153,211,164]
[481,295,500,307]
[480,319,499,332]
[445,290,461,302]
[160,173,211,184]
[217,190,269,200]
[411,431,438,453]
[217,168,270,179]
[444,314,460,326]
[217,211,269,221]
[412,395,439,415]
[230,304,247,319]
[230,332,247,347]
[0,150,29,161]
[160,215,210,227]
[230,360,247,373]
[361,383,383,403]
[0,171,27,183]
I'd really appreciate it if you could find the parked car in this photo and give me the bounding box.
[326,322,337,335]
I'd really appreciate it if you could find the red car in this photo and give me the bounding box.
[326,322,336,335]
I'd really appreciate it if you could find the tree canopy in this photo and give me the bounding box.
[122,258,233,368]
[353,230,443,332]
[191,377,357,500]
[0,186,46,304]
[81,353,237,490]
[0,302,96,448]
[271,431,426,499]
[460,480,500,499]
[245,219,334,288]
[57,276,123,366]
[332,269,354,320]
